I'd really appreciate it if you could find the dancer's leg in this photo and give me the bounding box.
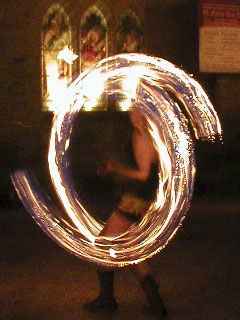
[132,262,168,318]
[83,210,133,313]
[99,210,134,236]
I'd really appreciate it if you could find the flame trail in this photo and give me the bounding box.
[11,54,221,267]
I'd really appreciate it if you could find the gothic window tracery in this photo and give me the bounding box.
[117,9,143,54]
[41,4,143,112]
[42,3,73,111]
[80,7,107,72]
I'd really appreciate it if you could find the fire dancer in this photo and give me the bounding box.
[83,103,168,318]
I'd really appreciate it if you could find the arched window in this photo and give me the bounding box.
[80,6,107,72]
[42,3,75,112]
[117,9,143,54]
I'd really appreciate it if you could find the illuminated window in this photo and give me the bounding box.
[80,6,108,73]
[42,3,76,112]
[114,10,143,112]
[117,9,143,54]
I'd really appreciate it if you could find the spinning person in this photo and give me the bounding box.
[83,103,168,318]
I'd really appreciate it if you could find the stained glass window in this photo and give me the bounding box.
[42,3,75,112]
[117,10,143,54]
[80,7,107,72]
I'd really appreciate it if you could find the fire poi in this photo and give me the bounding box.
[11,53,222,267]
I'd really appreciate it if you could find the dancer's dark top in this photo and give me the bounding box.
[119,162,158,201]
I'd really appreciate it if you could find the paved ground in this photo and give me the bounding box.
[1,197,240,320]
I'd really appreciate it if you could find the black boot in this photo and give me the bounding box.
[140,274,168,318]
[83,270,118,313]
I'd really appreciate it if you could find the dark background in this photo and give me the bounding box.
[0,0,239,206]
[0,1,239,319]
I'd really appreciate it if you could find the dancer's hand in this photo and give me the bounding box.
[97,160,117,176]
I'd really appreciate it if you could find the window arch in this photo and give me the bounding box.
[42,3,74,112]
[80,6,108,72]
[116,9,143,54]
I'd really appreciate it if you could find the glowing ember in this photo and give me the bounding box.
[11,53,221,267]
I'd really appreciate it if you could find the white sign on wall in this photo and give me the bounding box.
[199,1,240,73]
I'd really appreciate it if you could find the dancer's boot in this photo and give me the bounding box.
[140,274,168,318]
[83,270,118,313]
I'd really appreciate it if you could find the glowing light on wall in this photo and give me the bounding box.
[11,54,221,267]
[122,68,142,98]
[57,46,78,64]
[119,98,132,111]
[43,46,78,112]
[42,4,72,112]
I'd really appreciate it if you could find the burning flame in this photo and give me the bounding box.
[11,54,221,267]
